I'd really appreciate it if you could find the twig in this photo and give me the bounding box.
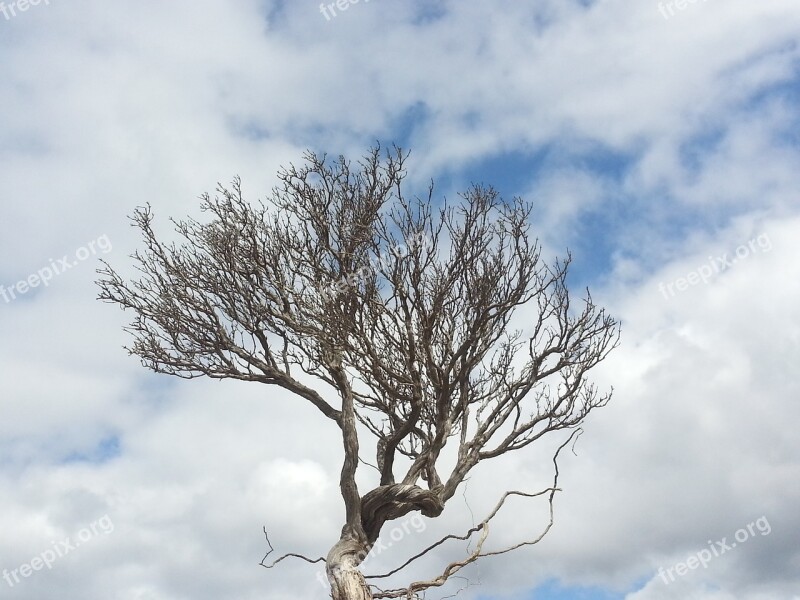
[259,527,326,569]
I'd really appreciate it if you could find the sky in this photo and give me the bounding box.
[1,0,799,599]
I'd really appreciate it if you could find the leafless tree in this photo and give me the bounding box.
[97,146,619,600]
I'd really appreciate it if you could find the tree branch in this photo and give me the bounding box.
[259,527,325,569]
[367,429,581,599]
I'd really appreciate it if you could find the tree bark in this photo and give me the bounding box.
[325,485,444,599]
[326,533,372,600]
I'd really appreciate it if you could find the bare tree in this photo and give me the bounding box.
[97,146,619,600]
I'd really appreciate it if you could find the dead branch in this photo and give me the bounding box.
[367,429,580,599]
[259,527,325,569]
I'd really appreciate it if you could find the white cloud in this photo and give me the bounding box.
[1,0,799,598]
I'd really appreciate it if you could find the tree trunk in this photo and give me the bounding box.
[324,484,443,598]
[326,535,372,600]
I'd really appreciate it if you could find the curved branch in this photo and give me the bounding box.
[367,428,581,598]
[361,483,445,544]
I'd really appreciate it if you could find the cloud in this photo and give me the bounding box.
[1,0,799,598]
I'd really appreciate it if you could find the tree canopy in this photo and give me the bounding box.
[97,145,620,600]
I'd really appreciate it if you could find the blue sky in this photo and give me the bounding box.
[1,1,800,599]
[525,579,629,600]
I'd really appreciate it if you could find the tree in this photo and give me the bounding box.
[96,146,620,600]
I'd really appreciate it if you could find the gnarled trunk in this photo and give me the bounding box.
[326,535,372,600]
[325,484,444,599]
